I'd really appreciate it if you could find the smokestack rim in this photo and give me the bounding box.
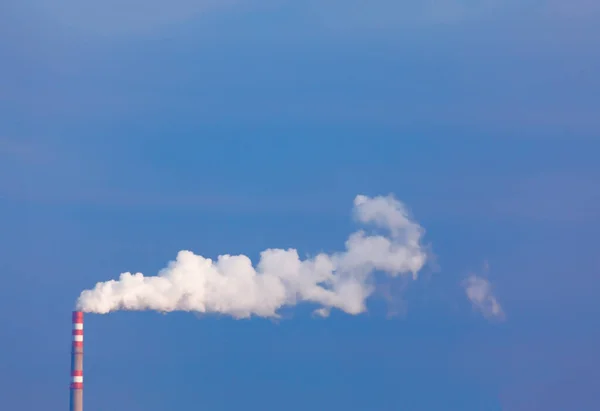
[72,311,84,322]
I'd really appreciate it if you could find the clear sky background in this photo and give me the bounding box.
[1,1,599,410]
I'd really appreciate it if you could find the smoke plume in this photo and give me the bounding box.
[77,194,429,318]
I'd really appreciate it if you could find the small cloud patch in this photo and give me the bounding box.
[463,274,505,321]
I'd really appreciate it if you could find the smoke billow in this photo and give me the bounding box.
[76,194,429,318]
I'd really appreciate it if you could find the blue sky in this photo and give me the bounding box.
[1,1,599,410]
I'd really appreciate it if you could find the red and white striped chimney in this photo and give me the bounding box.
[70,311,84,411]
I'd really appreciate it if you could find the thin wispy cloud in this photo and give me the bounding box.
[9,0,237,36]
[307,0,505,31]
[543,0,600,19]
[8,0,600,39]
[463,266,504,320]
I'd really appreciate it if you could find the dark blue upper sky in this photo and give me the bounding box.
[1,2,599,410]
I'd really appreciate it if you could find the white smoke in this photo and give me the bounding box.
[76,194,428,318]
[463,275,504,320]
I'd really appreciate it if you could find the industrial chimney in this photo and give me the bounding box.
[70,311,84,411]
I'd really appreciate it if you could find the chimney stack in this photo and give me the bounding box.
[70,311,84,411]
